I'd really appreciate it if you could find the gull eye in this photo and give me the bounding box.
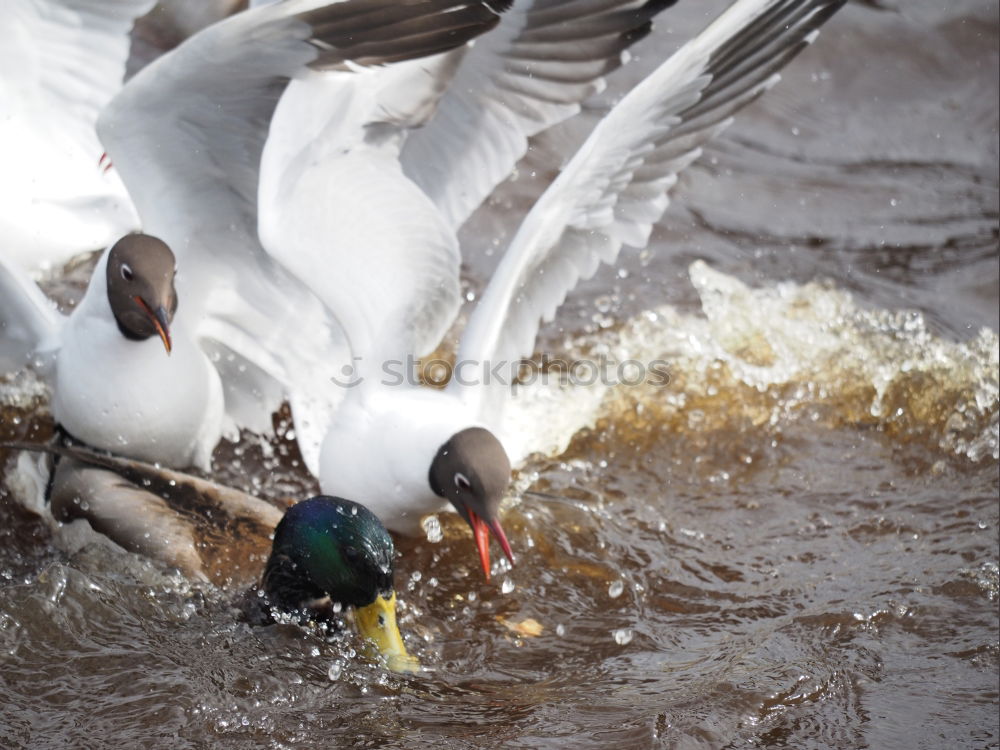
[454,472,471,492]
[120,263,134,281]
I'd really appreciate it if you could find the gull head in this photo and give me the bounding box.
[429,427,514,581]
[106,233,177,354]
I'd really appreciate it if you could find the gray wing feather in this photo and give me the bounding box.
[400,0,677,232]
[453,0,847,420]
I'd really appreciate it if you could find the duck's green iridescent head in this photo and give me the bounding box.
[262,496,418,672]
[267,496,393,608]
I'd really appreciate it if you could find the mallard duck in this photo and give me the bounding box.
[4,440,418,673]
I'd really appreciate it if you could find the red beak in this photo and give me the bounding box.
[134,296,172,354]
[468,508,514,582]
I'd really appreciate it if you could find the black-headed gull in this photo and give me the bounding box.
[0,0,508,469]
[258,0,847,577]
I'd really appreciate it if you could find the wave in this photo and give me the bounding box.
[504,261,999,464]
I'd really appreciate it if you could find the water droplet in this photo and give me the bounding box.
[555,624,565,637]
[608,580,624,599]
[310,646,320,657]
[500,578,515,594]
[422,516,443,543]
[327,661,342,681]
[613,628,633,645]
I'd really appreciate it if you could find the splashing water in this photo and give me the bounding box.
[504,261,998,464]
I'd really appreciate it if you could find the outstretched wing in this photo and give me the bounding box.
[452,0,847,419]
[399,0,677,232]
[2,0,156,155]
[97,0,507,453]
[0,0,154,270]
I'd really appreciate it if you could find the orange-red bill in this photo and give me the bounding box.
[134,296,172,354]
[469,509,492,581]
[489,519,514,566]
[468,510,515,582]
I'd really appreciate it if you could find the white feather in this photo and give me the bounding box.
[0,0,153,273]
[0,253,63,373]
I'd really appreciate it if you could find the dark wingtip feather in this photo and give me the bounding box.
[678,0,848,129]
[302,0,506,70]
[620,19,654,47]
[643,0,682,17]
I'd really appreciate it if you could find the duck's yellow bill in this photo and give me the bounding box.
[353,591,420,674]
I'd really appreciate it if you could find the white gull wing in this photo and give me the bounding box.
[258,56,467,384]
[451,0,847,422]
[97,0,507,452]
[0,253,64,373]
[0,0,155,124]
[399,0,677,233]
[0,0,154,272]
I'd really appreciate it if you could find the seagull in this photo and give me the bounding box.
[258,0,681,471]
[258,0,847,578]
[0,0,153,274]
[0,0,509,469]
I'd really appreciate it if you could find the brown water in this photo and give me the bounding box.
[1,2,998,747]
